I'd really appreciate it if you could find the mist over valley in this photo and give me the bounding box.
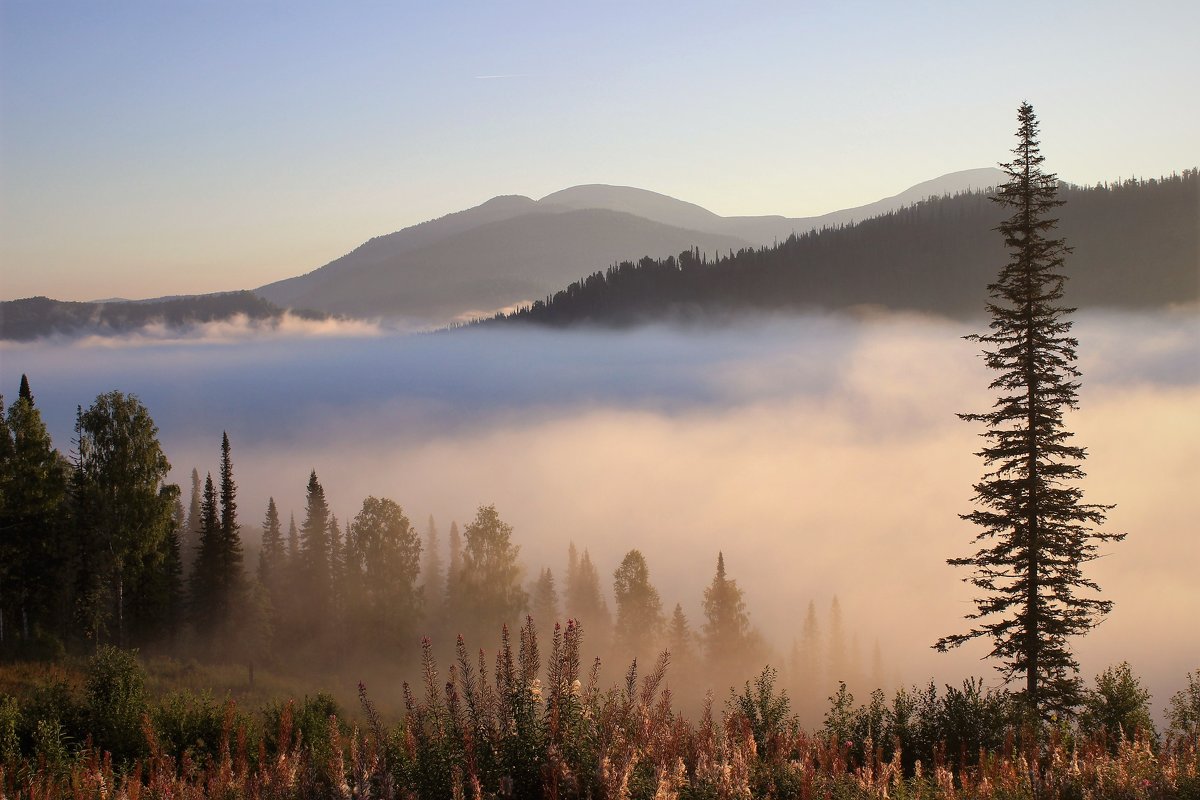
[5,308,1195,715]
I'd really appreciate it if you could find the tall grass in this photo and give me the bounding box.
[1,621,1197,799]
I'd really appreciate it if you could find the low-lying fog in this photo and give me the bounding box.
[3,309,1197,712]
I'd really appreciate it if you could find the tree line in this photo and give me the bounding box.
[1,388,882,712]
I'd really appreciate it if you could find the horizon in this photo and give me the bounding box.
[2,1,1198,301]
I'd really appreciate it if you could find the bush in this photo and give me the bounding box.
[22,674,84,752]
[1079,662,1157,749]
[152,689,228,766]
[84,645,149,763]
[0,694,20,763]
[1168,669,1200,742]
[729,666,795,758]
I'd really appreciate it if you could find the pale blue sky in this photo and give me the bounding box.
[2,0,1196,300]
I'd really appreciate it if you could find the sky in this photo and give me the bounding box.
[1,0,1198,301]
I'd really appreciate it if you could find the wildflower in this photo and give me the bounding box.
[530,679,543,703]
[571,679,582,697]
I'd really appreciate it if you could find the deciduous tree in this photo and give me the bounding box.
[73,391,175,646]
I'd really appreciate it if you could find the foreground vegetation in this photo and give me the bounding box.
[2,626,1198,799]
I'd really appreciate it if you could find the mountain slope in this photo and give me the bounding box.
[0,291,325,341]
[256,169,1006,325]
[494,172,1198,326]
[539,168,1006,244]
[262,209,752,321]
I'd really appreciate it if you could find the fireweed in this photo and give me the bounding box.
[0,620,1196,799]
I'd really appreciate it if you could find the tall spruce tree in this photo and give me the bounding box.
[530,567,559,628]
[216,433,244,619]
[183,468,203,575]
[0,376,69,647]
[936,102,1123,715]
[701,552,749,664]
[190,473,221,633]
[258,498,285,593]
[298,470,332,633]
[444,520,461,618]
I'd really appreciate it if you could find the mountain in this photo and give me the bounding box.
[538,167,1006,244]
[0,291,327,341]
[493,171,1199,327]
[256,169,1006,325]
[257,208,752,323]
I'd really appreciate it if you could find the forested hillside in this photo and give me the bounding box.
[0,291,328,341]
[494,172,1198,326]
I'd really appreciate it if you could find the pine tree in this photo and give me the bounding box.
[936,102,1123,716]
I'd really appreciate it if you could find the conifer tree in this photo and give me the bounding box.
[666,603,694,664]
[444,520,462,617]
[190,473,221,632]
[798,600,822,688]
[827,596,848,686]
[936,102,1123,715]
[701,552,749,665]
[216,432,244,616]
[530,567,559,628]
[0,376,69,647]
[564,547,611,648]
[183,468,202,574]
[258,498,285,591]
[286,514,299,562]
[299,471,332,630]
[422,515,444,604]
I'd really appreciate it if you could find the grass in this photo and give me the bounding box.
[0,624,1197,799]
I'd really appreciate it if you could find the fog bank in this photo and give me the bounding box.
[2,309,1196,710]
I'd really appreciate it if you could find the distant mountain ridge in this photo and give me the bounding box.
[491,171,1199,327]
[256,168,1006,325]
[538,168,1006,244]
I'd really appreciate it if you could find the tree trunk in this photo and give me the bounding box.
[117,571,125,648]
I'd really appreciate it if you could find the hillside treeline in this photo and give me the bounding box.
[493,172,1197,326]
[0,291,328,341]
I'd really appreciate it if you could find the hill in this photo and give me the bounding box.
[0,291,326,341]
[255,169,1005,325]
[491,172,1199,326]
